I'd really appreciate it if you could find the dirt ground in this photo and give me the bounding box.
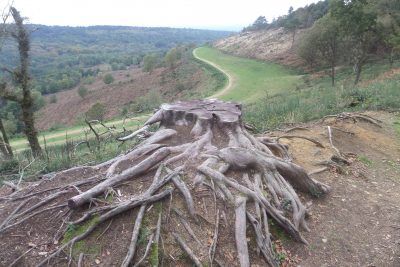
[274,111,400,266]
[1,110,399,266]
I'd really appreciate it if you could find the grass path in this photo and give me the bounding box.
[193,46,300,103]
[193,47,234,98]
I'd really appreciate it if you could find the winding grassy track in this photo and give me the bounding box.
[193,46,300,103]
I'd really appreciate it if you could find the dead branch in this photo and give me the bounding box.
[235,196,250,267]
[172,232,203,267]
[276,135,325,148]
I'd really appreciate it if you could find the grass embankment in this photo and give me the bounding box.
[195,46,400,132]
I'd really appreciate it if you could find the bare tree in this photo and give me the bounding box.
[0,7,42,157]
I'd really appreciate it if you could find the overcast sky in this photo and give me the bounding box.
[5,0,320,31]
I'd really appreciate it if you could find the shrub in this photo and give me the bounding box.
[85,102,106,121]
[131,89,162,112]
[49,95,57,103]
[103,74,114,84]
[78,86,89,98]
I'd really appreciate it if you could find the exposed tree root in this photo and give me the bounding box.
[0,100,331,266]
[276,135,325,148]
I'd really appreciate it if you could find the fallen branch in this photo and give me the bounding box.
[172,232,203,267]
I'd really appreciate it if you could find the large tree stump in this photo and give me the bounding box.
[0,99,330,266]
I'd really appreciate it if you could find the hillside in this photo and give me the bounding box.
[0,25,232,95]
[35,53,225,130]
[215,27,304,67]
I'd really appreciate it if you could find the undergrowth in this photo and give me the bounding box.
[244,61,400,132]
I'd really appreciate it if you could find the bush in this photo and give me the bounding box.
[131,89,162,112]
[85,102,106,121]
[49,94,57,103]
[103,74,114,84]
[78,86,89,98]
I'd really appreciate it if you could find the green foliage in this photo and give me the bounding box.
[85,102,106,121]
[143,54,158,73]
[243,16,269,32]
[103,73,114,84]
[131,89,163,113]
[49,94,57,103]
[164,47,182,69]
[358,155,373,166]
[150,243,159,266]
[77,86,89,98]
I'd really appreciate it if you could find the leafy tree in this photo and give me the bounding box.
[243,16,269,31]
[142,54,157,73]
[164,48,181,69]
[331,0,379,84]
[103,73,114,84]
[77,86,89,98]
[298,14,342,86]
[85,102,106,121]
[284,6,301,46]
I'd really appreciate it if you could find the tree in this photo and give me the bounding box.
[331,0,378,85]
[164,48,181,69]
[284,6,300,47]
[0,117,13,158]
[0,7,42,157]
[85,102,106,121]
[77,86,88,98]
[298,14,342,86]
[103,74,114,84]
[142,54,157,73]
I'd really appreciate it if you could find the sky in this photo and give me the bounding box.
[4,0,320,31]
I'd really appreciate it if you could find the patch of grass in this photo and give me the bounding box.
[194,46,300,103]
[394,119,400,139]
[358,155,373,166]
[9,115,147,152]
[62,216,101,257]
[268,219,290,242]
[245,69,400,132]
[149,242,159,266]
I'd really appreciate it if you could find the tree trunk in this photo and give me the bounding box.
[331,65,335,87]
[21,102,42,157]
[0,118,13,158]
[354,63,362,85]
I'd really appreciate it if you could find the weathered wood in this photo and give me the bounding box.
[235,196,250,267]
[68,147,171,208]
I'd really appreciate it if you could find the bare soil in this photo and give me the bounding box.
[214,27,305,67]
[1,111,399,266]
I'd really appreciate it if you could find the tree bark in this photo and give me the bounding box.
[0,118,13,158]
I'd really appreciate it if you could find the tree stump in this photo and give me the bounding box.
[0,99,330,267]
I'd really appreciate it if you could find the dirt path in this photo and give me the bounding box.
[193,47,234,99]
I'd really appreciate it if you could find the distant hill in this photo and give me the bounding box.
[0,25,232,94]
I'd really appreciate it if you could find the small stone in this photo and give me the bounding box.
[28,242,36,247]
[322,238,328,243]
[38,252,48,256]
[95,259,101,264]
